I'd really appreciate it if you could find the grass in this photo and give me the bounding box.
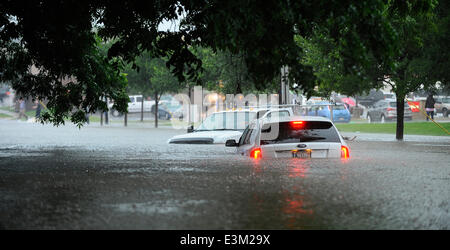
[0,113,12,119]
[335,122,450,136]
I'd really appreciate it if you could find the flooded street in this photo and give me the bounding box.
[0,120,449,229]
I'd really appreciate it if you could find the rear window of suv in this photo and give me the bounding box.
[260,121,341,144]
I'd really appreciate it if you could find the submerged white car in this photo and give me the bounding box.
[168,109,293,144]
[225,116,350,159]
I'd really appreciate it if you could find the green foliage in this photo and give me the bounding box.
[192,47,275,95]
[0,37,129,127]
[125,51,183,99]
[296,31,382,98]
[423,0,450,91]
[0,0,439,127]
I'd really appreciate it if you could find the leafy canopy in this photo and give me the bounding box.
[0,0,434,125]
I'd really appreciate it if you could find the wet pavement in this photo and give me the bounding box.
[0,120,449,229]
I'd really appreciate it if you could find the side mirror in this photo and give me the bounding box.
[225,140,238,147]
[187,125,194,133]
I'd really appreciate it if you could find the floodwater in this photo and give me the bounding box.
[0,120,449,229]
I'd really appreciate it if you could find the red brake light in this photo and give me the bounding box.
[341,145,350,159]
[291,121,304,129]
[250,148,262,159]
[387,107,395,111]
[6,91,10,96]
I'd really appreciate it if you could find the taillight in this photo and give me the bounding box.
[341,145,350,159]
[291,121,304,129]
[387,107,395,111]
[250,148,262,159]
[6,91,10,96]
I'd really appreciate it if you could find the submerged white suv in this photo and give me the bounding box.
[168,108,293,144]
[225,116,350,159]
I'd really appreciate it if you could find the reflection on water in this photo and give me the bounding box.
[287,159,310,178]
[283,193,314,229]
[249,158,316,229]
[282,171,314,229]
[252,159,262,174]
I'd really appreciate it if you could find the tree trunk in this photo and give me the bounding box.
[188,85,192,124]
[154,92,158,128]
[104,111,109,125]
[236,81,242,95]
[104,97,109,125]
[396,95,405,141]
[141,94,144,122]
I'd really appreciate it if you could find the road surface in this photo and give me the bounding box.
[0,120,449,229]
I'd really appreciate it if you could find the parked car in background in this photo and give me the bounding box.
[0,84,12,104]
[366,100,412,123]
[108,95,168,117]
[305,102,351,123]
[150,104,172,120]
[435,96,450,117]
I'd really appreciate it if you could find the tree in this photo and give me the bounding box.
[297,1,445,140]
[125,52,183,128]
[296,30,383,99]
[424,0,450,90]
[379,2,443,140]
[0,0,434,126]
[193,47,265,95]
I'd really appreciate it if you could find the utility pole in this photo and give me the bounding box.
[280,66,290,105]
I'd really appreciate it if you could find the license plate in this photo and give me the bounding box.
[339,117,345,120]
[292,150,311,159]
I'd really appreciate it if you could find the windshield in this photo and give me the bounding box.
[196,112,257,131]
[260,121,341,144]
